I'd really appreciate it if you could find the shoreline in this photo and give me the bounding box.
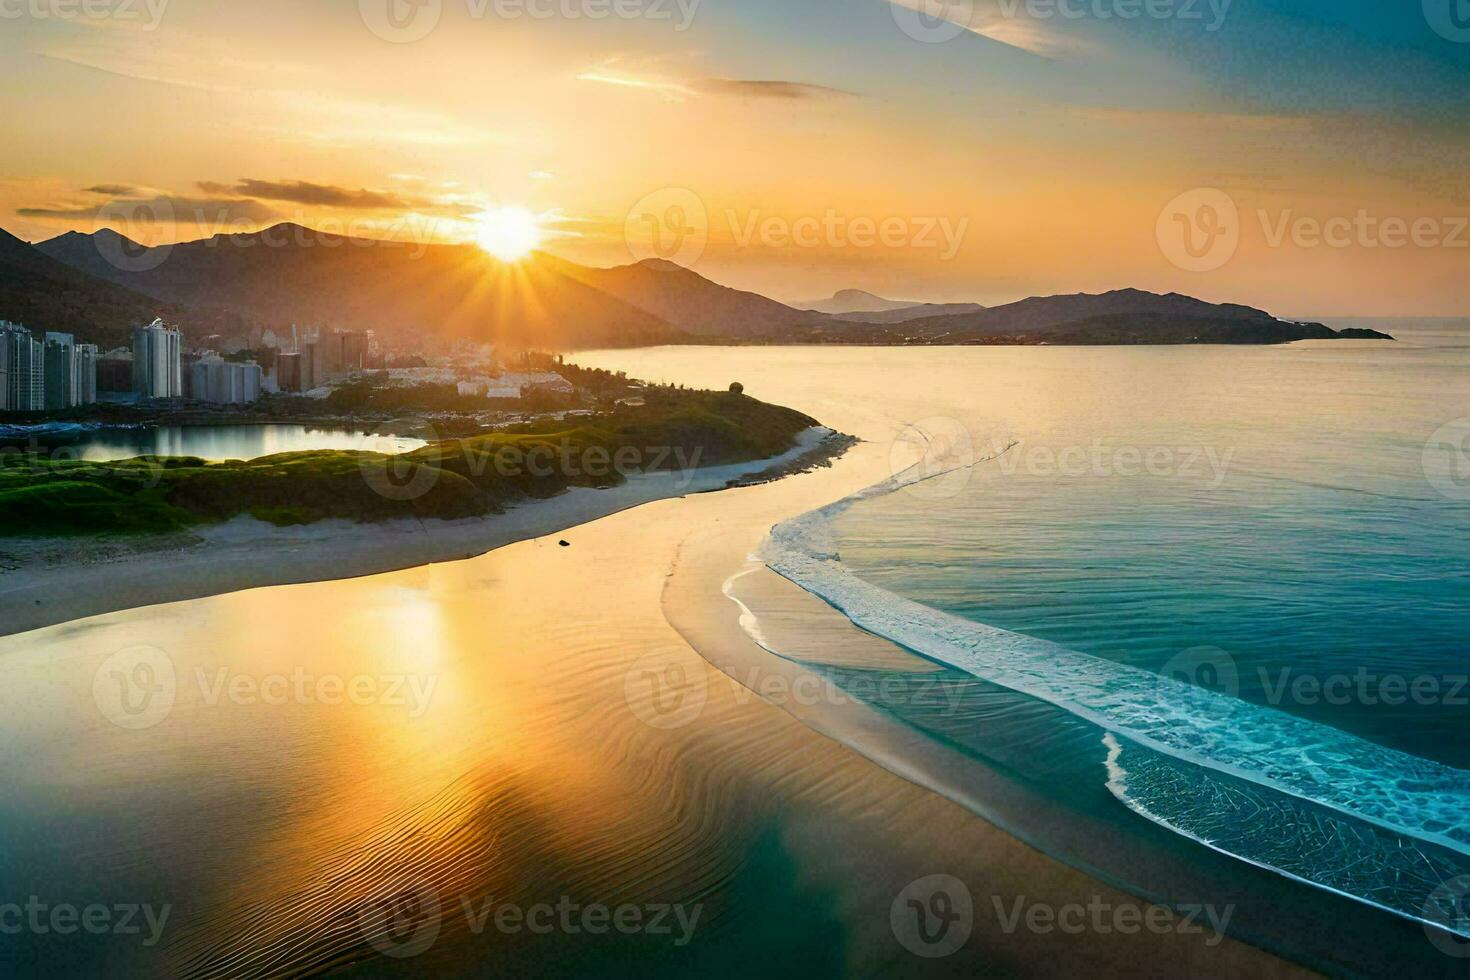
[651,438,1310,976]
[0,426,848,638]
[4,424,1308,977]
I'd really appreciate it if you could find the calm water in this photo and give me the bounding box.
[837,322,1470,766]
[13,424,425,462]
[2,334,1468,976]
[590,328,1470,965]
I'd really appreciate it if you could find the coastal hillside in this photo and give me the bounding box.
[798,288,986,324]
[0,228,198,348]
[0,387,818,535]
[799,289,917,315]
[830,301,988,324]
[883,289,1394,344]
[549,256,823,338]
[18,225,1393,348]
[33,224,684,350]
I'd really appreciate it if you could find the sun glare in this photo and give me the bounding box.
[474,206,542,262]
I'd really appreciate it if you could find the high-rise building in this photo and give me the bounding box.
[276,351,304,392]
[301,340,318,391]
[44,332,78,410]
[339,330,367,375]
[76,344,98,405]
[188,355,263,405]
[132,318,182,399]
[1,321,44,412]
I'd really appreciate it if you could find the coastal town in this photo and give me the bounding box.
[0,314,582,421]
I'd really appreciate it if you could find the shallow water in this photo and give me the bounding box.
[1,336,1466,976]
[585,329,1470,965]
[8,424,425,462]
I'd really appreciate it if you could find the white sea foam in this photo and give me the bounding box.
[758,461,1470,860]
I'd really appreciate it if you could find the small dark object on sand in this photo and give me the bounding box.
[559,540,571,547]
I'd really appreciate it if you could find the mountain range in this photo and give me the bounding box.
[0,223,1393,349]
[798,288,987,324]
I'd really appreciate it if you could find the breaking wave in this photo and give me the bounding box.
[758,460,1470,935]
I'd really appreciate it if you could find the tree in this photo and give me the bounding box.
[729,382,744,395]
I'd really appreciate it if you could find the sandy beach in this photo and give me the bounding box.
[0,353,1314,976]
[0,427,841,638]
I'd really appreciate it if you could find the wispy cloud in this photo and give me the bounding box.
[19,194,279,224]
[578,59,858,102]
[692,79,857,100]
[197,179,424,210]
[576,69,693,100]
[886,0,1098,59]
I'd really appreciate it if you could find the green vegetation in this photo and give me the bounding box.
[0,389,817,537]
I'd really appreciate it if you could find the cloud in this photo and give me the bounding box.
[19,195,279,224]
[197,179,421,210]
[691,79,858,100]
[84,184,141,196]
[577,61,857,102]
[885,0,1097,59]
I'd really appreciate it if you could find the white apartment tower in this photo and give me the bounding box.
[0,321,45,412]
[132,318,183,399]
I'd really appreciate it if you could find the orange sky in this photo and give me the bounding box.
[2,1,1467,317]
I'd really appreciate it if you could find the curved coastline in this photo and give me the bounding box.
[743,460,1470,942]
[0,427,843,639]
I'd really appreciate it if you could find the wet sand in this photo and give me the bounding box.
[0,416,1306,977]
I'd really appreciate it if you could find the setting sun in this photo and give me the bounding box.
[474,206,542,262]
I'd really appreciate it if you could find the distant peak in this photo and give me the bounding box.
[832,288,888,302]
[636,258,688,273]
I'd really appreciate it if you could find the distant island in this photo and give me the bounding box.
[0,223,1393,351]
